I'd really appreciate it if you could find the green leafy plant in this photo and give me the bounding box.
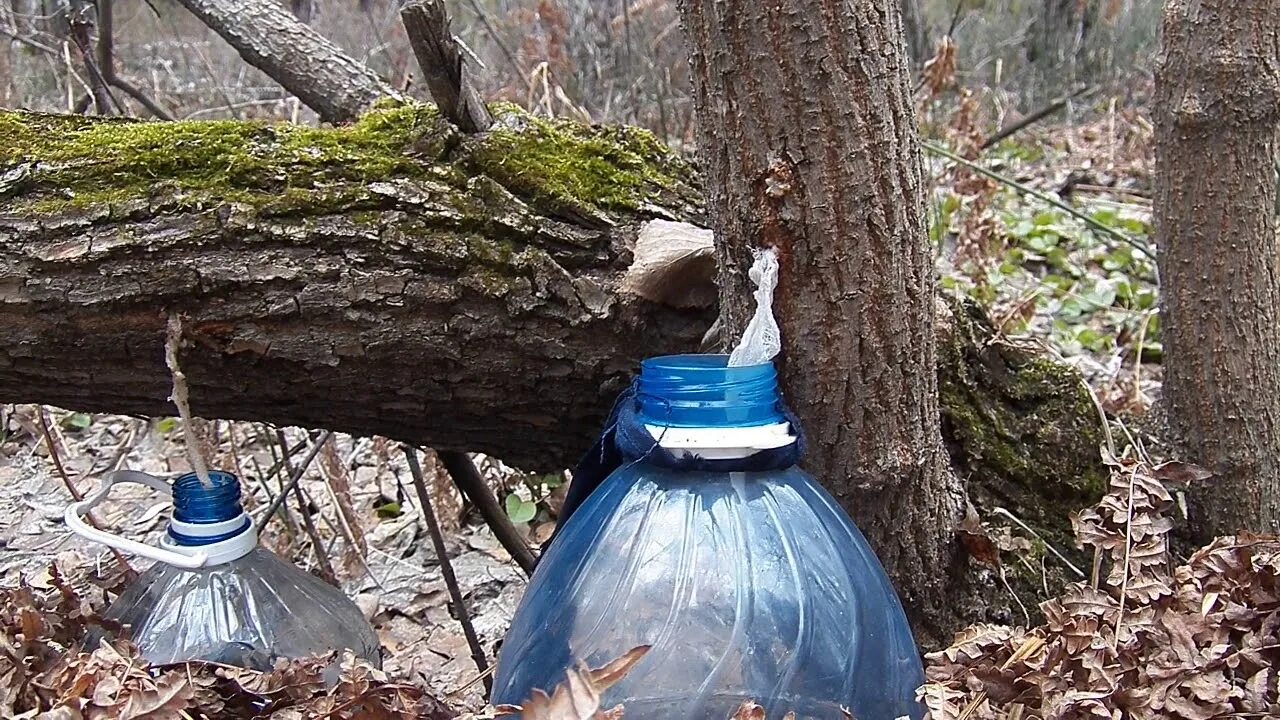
[504,493,537,524]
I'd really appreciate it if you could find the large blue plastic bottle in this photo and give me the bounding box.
[493,355,925,719]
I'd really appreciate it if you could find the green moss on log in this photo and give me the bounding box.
[0,102,700,223]
[468,105,694,222]
[0,105,443,211]
[937,297,1108,553]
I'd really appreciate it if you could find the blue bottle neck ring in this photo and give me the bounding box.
[167,471,254,549]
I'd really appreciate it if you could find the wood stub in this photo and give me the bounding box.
[401,0,493,133]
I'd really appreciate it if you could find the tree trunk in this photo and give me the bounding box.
[677,0,965,641]
[173,0,397,122]
[0,107,708,472]
[1153,0,1280,540]
[1027,0,1096,101]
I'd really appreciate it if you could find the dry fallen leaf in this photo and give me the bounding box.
[920,458,1280,719]
[957,504,1001,568]
[1,567,452,720]
[513,646,650,720]
[116,673,194,719]
[1150,460,1214,489]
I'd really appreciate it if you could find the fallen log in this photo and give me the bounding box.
[0,105,707,470]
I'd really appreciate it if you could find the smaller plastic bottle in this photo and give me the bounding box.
[66,469,380,670]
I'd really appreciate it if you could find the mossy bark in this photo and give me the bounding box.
[938,298,1106,559]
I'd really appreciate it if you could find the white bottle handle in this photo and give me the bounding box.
[64,470,210,569]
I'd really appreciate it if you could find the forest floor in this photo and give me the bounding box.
[0,414,528,712]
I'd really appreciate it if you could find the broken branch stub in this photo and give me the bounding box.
[401,0,493,133]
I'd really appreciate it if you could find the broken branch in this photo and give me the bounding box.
[401,0,493,132]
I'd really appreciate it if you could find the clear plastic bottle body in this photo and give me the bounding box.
[493,462,925,720]
[97,546,380,670]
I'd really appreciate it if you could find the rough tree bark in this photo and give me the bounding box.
[677,0,965,639]
[1154,0,1280,539]
[173,0,397,122]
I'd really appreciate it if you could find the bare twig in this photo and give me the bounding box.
[1114,464,1138,648]
[620,0,633,80]
[319,436,367,557]
[317,435,380,585]
[259,429,332,520]
[248,454,299,540]
[461,0,521,80]
[0,24,60,56]
[403,446,492,694]
[401,0,492,132]
[66,0,118,114]
[445,664,496,698]
[980,85,1098,149]
[1067,184,1152,204]
[991,506,1085,579]
[224,421,244,479]
[956,637,1046,720]
[86,417,141,477]
[37,408,136,578]
[437,450,536,575]
[164,315,212,488]
[946,0,964,37]
[274,429,337,585]
[95,0,172,119]
[172,0,399,123]
[249,427,302,537]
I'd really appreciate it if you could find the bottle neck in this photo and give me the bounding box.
[167,471,257,565]
[636,354,786,426]
[634,354,796,460]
